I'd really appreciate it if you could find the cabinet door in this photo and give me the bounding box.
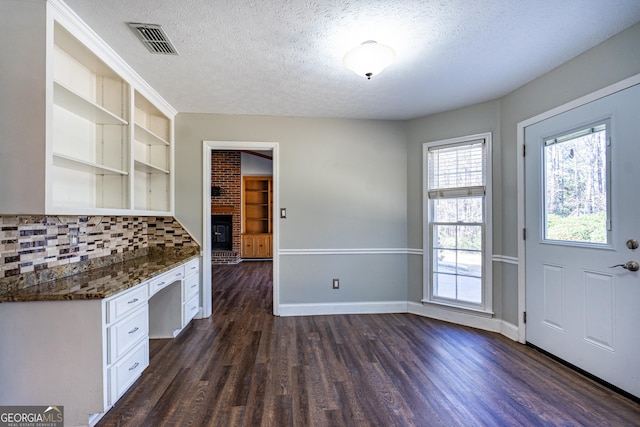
[255,235,271,258]
[242,235,255,258]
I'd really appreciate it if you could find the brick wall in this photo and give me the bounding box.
[211,151,241,262]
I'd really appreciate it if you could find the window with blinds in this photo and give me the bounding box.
[428,140,485,198]
[423,135,492,313]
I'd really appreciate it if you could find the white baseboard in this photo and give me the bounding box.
[407,302,519,341]
[278,301,408,317]
[499,319,520,341]
[277,301,519,341]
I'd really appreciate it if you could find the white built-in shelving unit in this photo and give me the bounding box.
[0,0,176,216]
[133,92,171,212]
[51,23,131,211]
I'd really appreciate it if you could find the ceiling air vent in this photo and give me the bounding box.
[128,23,178,55]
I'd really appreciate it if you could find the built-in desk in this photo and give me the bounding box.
[0,250,201,427]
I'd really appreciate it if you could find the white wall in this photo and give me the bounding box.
[175,114,409,305]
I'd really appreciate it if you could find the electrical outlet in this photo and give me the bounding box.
[332,278,340,289]
[69,229,79,246]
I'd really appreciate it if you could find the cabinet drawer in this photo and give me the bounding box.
[109,340,149,405]
[108,305,148,364]
[149,266,184,296]
[184,258,199,277]
[182,294,199,327]
[106,285,148,324]
[183,273,199,301]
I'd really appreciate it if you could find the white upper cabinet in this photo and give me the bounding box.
[0,0,176,215]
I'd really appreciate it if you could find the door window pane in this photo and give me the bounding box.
[543,123,609,244]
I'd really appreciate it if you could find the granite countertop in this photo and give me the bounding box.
[0,248,200,303]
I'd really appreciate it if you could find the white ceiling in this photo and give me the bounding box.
[64,0,640,120]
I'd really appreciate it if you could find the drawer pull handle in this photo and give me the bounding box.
[157,281,166,287]
[128,327,139,334]
[191,266,197,270]
[128,298,139,304]
[191,284,197,288]
[129,362,140,371]
[191,306,197,311]
[175,273,182,277]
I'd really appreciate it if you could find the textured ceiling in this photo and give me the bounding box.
[63,0,640,120]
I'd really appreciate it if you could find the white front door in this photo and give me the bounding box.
[525,83,640,398]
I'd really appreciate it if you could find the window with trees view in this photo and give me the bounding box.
[543,122,610,245]
[423,134,492,312]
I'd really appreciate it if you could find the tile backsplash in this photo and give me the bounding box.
[0,215,199,279]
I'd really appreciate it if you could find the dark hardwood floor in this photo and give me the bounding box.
[97,261,640,426]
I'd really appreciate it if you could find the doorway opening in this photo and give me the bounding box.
[201,141,280,318]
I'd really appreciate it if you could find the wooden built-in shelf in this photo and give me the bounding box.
[242,176,273,258]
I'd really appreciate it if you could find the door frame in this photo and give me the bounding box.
[516,73,640,343]
[201,140,280,318]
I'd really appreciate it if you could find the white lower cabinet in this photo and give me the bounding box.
[183,294,200,327]
[181,259,200,328]
[106,284,148,323]
[108,339,149,405]
[0,257,200,426]
[107,305,149,364]
[149,266,185,296]
[104,286,150,407]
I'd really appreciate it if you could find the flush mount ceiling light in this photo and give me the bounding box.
[343,40,396,80]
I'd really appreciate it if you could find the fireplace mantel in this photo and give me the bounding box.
[212,206,234,215]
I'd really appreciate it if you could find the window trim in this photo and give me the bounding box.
[422,132,493,315]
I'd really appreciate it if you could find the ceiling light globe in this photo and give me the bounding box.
[343,40,396,79]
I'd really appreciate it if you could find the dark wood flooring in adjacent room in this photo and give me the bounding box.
[97,261,640,426]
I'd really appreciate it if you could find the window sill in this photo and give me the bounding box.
[420,299,494,318]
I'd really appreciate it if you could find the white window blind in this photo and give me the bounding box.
[428,140,485,199]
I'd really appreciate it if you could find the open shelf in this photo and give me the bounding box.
[133,90,171,213]
[54,81,127,125]
[242,176,273,258]
[53,153,128,176]
[54,22,123,80]
[134,123,170,146]
[134,159,169,175]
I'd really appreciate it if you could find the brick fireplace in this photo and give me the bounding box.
[211,151,241,264]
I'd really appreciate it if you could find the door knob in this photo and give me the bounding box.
[626,239,639,250]
[609,261,640,272]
